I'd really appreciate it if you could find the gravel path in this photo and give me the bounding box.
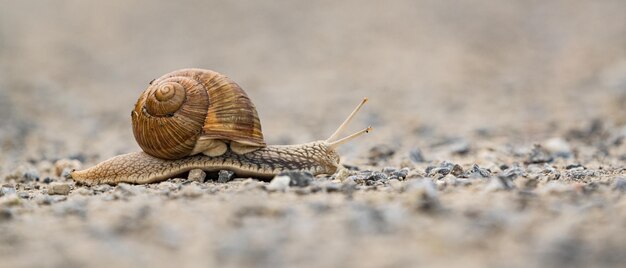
[1,1,626,267]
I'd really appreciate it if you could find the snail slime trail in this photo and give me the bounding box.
[71,69,372,185]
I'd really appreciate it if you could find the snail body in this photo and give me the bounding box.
[71,68,371,185]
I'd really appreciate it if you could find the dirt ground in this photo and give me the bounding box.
[1,1,626,267]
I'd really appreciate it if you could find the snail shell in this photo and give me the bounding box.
[131,68,266,160]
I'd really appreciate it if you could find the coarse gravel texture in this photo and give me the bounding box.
[1,1,626,268]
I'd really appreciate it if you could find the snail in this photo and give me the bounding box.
[70,68,371,185]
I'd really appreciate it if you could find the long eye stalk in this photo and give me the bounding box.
[326,97,372,149]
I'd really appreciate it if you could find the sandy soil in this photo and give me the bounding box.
[1,1,626,267]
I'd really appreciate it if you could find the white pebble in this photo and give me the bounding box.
[266,175,291,192]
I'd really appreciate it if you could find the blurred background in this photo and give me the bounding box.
[2,2,626,268]
[1,0,625,171]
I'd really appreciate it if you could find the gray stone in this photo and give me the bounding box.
[188,169,207,183]
[1,185,16,196]
[366,172,388,181]
[217,170,235,183]
[409,148,426,163]
[426,161,463,177]
[391,168,410,179]
[48,183,71,195]
[500,166,525,180]
[464,164,491,178]
[565,168,596,180]
[526,145,553,164]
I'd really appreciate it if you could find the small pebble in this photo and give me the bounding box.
[391,168,409,179]
[426,161,463,177]
[1,185,16,196]
[367,172,388,181]
[48,183,71,195]
[565,168,596,180]
[526,145,553,164]
[217,170,235,183]
[188,169,207,183]
[500,166,525,180]
[462,164,491,178]
[409,148,426,163]
[277,171,313,187]
[543,137,572,158]
[266,175,291,192]
[565,164,584,170]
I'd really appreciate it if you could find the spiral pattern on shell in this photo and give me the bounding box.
[131,69,265,160]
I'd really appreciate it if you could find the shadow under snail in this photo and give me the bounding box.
[70,68,372,185]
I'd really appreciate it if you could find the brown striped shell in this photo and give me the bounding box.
[131,68,266,160]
